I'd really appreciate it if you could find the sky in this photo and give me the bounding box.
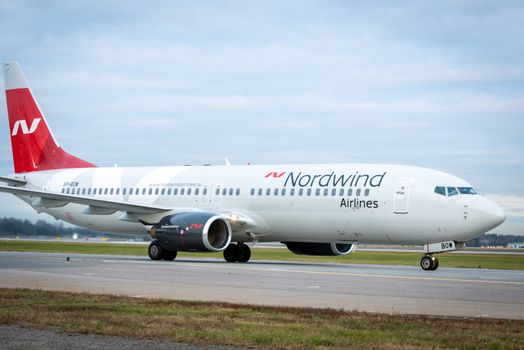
[0,0,523,235]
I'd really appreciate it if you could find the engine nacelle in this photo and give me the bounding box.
[152,213,232,252]
[283,242,357,256]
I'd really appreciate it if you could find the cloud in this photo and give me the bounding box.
[485,194,524,218]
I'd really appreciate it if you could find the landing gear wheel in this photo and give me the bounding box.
[148,240,163,260]
[432,257,439,270]
[420,255,438,271]
[223,244,239,262]
[237,243,251,263]
[162,250,178,261]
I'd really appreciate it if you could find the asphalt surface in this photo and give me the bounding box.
[0,251,523,319]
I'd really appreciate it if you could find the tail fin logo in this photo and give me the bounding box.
[11,118,41,136]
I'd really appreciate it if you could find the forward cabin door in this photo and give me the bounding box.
[394,177,414,214]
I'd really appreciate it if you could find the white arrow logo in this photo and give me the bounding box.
[11,118,41,136]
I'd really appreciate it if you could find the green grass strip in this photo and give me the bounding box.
[1,240,523,270]
[0,288,522,349]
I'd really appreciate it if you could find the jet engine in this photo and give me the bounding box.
[151,212,232,252]
[283,242,356,256]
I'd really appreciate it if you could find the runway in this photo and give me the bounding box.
[0,251,523,319]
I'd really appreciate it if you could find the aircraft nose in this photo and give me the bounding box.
[477,199,506,231]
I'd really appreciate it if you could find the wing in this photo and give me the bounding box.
[0,185,170,215]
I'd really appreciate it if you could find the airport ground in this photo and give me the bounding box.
[0,243,523,349]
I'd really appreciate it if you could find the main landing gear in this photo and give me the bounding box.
[148,240,178,261]
[223,243,251,263]
[148,240,251,263]
[420,254,439,271]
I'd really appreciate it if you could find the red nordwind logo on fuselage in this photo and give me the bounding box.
[189,224,203,230]
[264,171,286,178]
[11,118,41,136]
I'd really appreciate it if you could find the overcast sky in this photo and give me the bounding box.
[0,1,523,235]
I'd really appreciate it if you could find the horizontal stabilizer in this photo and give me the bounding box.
[0,176,27,186]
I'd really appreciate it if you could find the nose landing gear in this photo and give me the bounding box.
[420,255,439,271]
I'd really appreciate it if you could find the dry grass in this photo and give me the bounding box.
[0,288,522,349]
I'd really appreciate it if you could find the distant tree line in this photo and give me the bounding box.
[0,217,149,241]
[466,233,524,247]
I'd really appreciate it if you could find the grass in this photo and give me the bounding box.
[1,240,523,270]
[0,288,522,349]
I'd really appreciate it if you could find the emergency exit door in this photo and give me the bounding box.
[394,177,414,214]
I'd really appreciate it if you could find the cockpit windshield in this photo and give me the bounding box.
[457,187,477,195]
[434,186,477,197]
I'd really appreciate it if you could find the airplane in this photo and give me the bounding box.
[0,61,506,271]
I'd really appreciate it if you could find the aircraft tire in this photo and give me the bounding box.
[162,250,178,261]
[148,240,163,260]
[223,243,239,262]
[237,243,251,263]
[431,257,439,270]
[420,255,435,271]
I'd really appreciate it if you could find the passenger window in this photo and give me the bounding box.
[281,188,286,196]
[215,188,220,195]
[195,188,200,196]
[339,189,344,196]
[331,189,336,196]
[299,189,304,196]
[236,188,240,196]
[323,188,328,196]
[116,188,120,195]
[266,188,271,196]
[348,189,353,196]
[181,188,185,195]
[222,188,227,196]
[250,188,255,196]
[434,186,446,196]
[458,187,477,195]
[82,188,86,195]
[87,188,91,195]
[315,188,320,196]
[447,187,459,196]
[188,188,192,195]
[174,188,178,195]
[167,188,171,195]
[227,188,232,196]
[307,189,312,196]
[258,188,262,196]
[364,189,370,196]
[161,188,165,195]
[290,188,295,196]
[110,188,114,195]
[203,188,207,195]
[122,188,126,195]
[104,188,109,195]
[356,189,361,197]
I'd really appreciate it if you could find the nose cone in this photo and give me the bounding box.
[475,198,506,232]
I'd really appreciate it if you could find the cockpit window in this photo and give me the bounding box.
[447,187,459,196]
[457,187,477,195]
[434,186,446,196]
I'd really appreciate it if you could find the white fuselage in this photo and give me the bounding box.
[14,163,505,246]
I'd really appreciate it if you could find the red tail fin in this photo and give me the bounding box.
[3,61,95,173]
